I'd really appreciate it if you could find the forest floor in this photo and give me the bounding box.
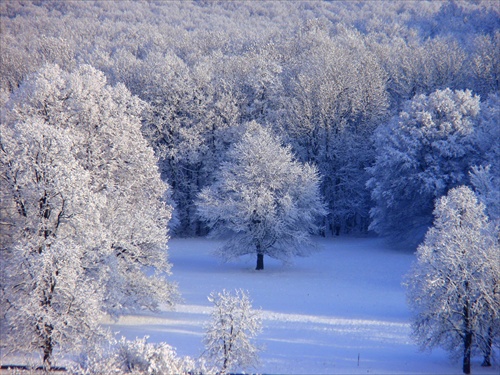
[107,236,499,374]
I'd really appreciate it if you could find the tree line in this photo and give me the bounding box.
[1,0,499,240]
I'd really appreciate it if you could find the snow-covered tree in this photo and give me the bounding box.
[203,289,262,374]
[367,88,482,245]
[139,51,243,236]
[404,186,500,374]
[376,36,468,107]
[276,24,388,234]
[1,64,177,368]
[470,165,500,223]
[469,165,500,367]
[0,118,107,369]
[468,32,500,98]
[197,122,326,270]
[472,93,500,221]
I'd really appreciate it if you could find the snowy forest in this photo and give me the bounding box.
[1,1,499,374]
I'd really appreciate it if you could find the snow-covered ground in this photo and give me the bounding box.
[106,237,499,374]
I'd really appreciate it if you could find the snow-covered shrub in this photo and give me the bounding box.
[203,289,262,374]
[114,336,198,374]
[72,336,202,375]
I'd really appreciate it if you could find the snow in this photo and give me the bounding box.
[105,237,499,374]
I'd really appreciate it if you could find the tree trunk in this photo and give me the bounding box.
[256,253,264,270]
[42,336,53,371]
[481,326,493,367]
[222,341,229,375]
[463,299,472,375]
[463,331,472,374]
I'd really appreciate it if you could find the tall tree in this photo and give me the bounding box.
[276,24,388,234]
[197,122,326,270]
[139,51,242,236]
[367,88,482,245]
[1,119,106,369]
[404,186,499,374]
[1,64,178,368]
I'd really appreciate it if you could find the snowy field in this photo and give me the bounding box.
[105,237,499,375]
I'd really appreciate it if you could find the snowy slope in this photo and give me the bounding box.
[107,237,499,374]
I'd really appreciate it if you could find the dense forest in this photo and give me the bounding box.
[1,0,499,242]
[1,1,500,373]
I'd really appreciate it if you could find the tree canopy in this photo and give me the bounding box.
[1,1,497,238]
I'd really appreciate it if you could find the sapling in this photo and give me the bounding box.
[203,289,262,374]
